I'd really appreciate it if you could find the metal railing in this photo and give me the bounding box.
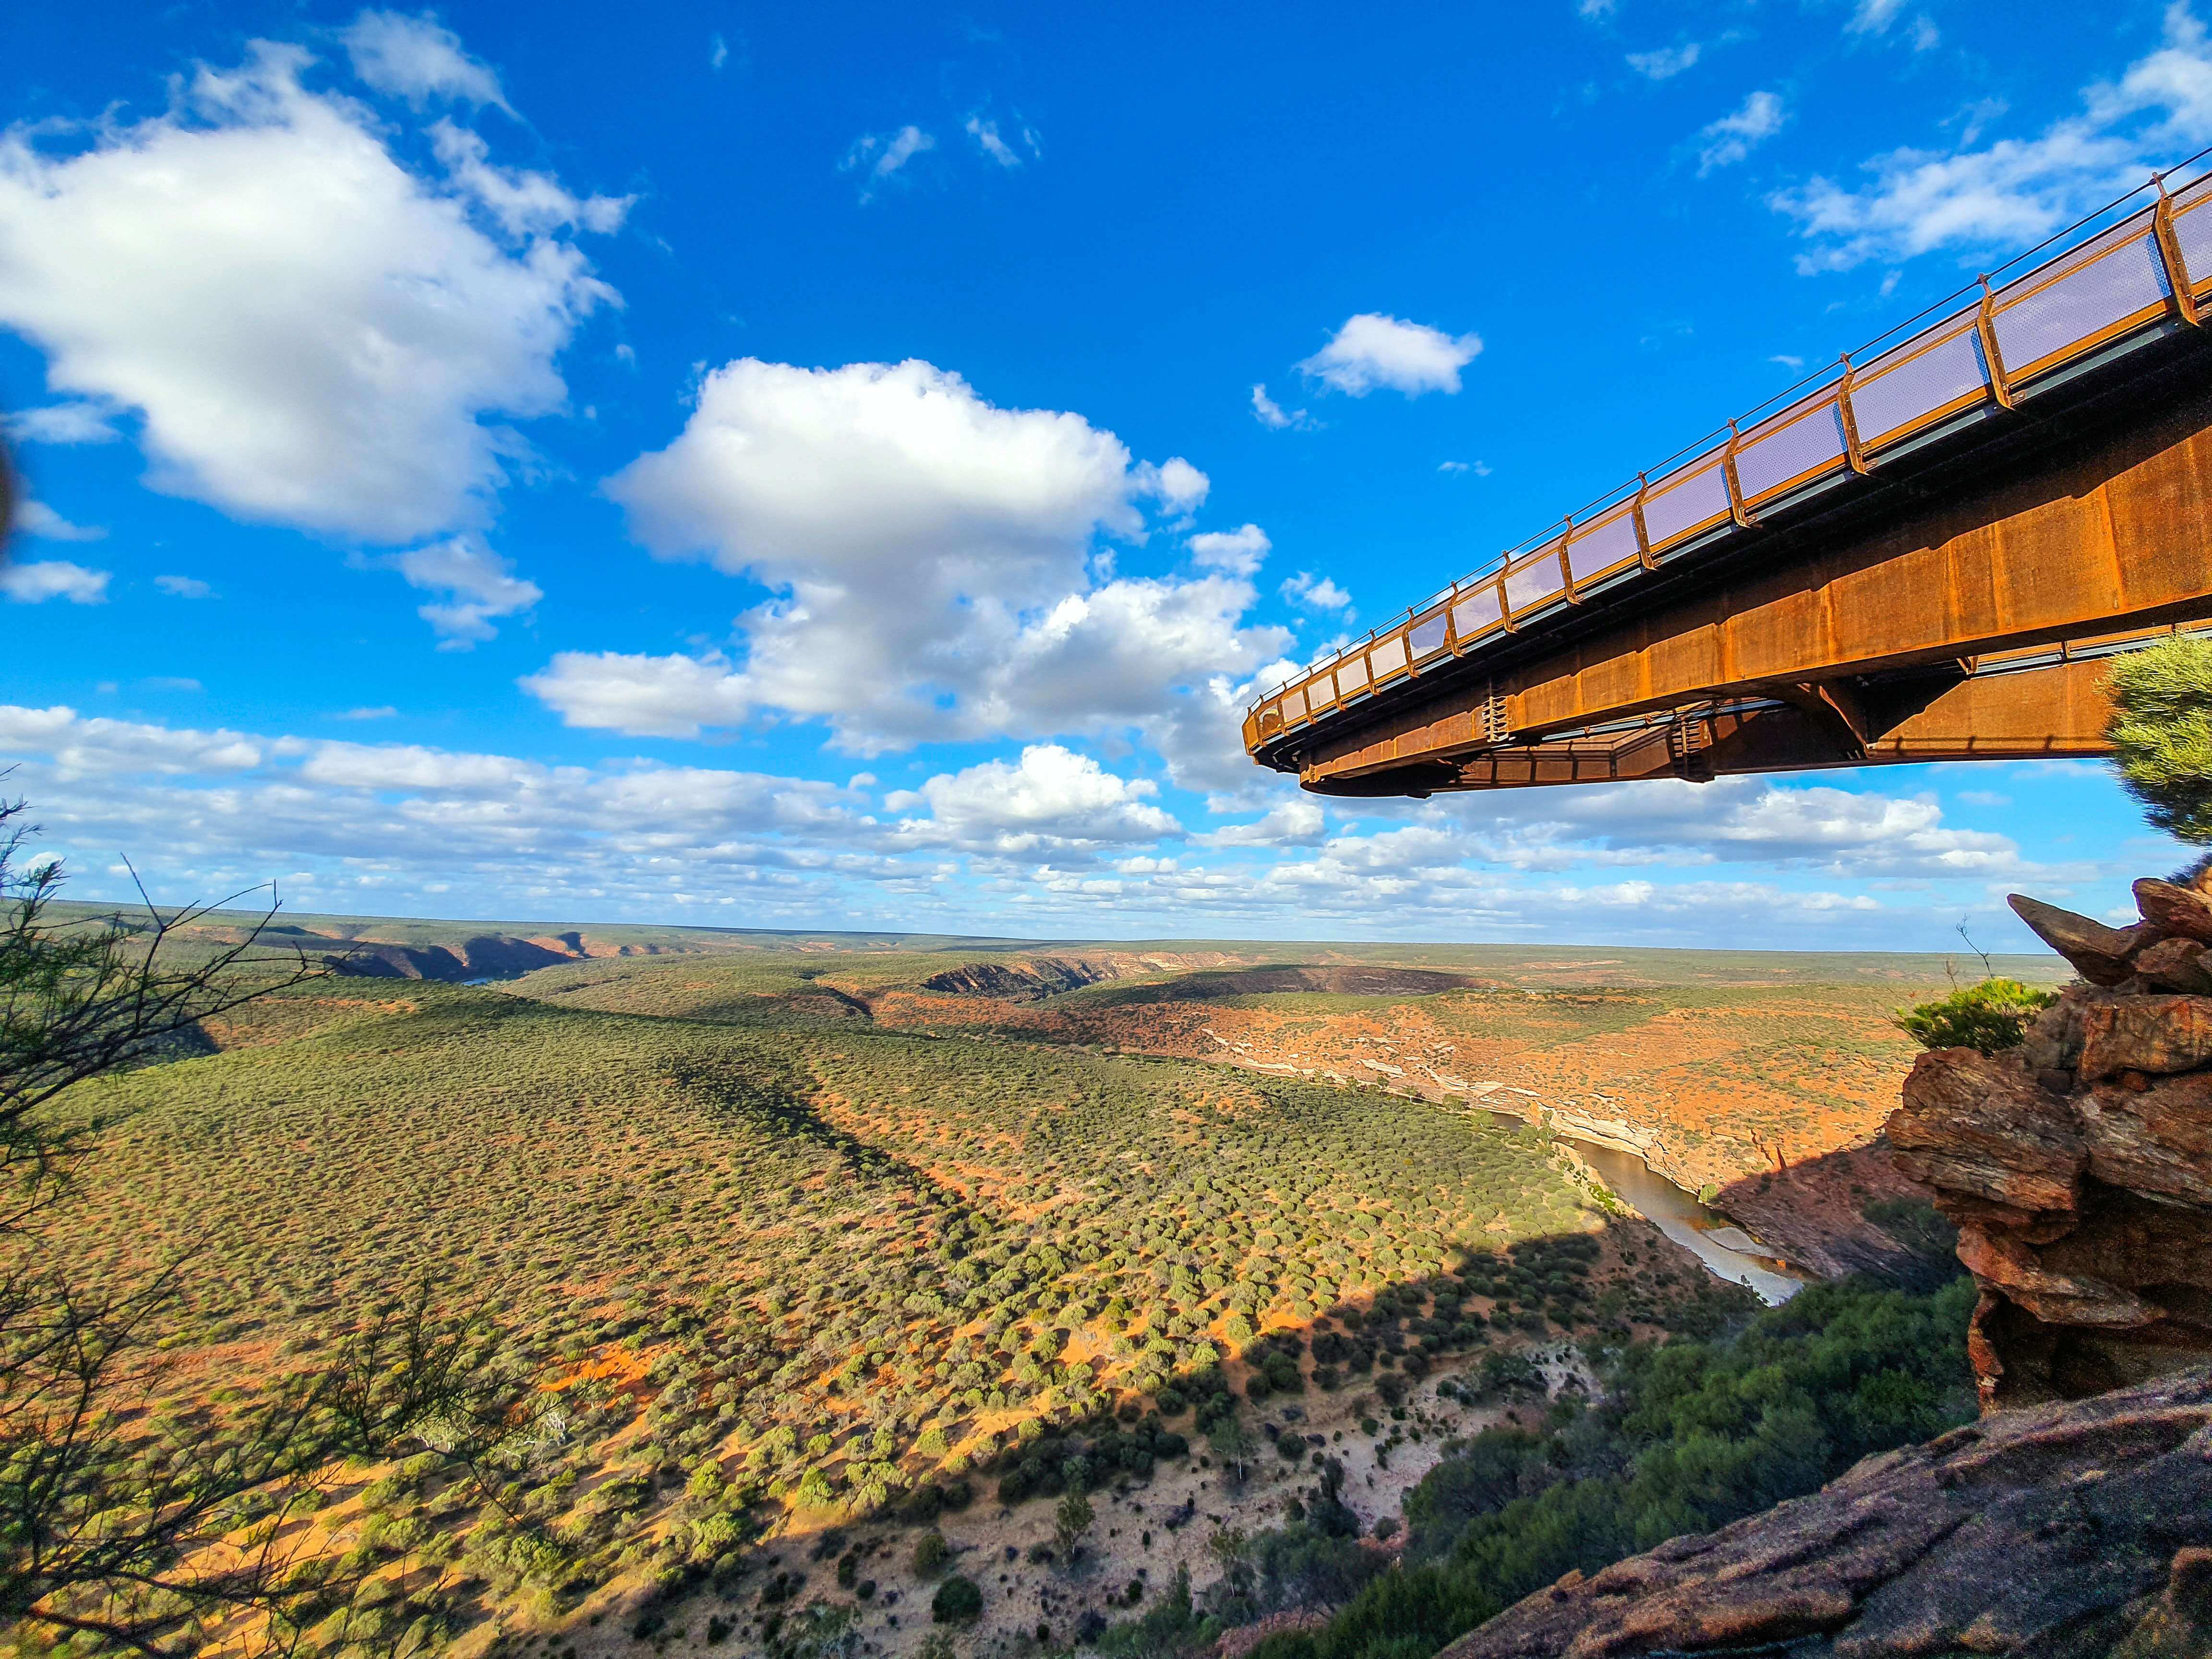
[1244,159,2212,755]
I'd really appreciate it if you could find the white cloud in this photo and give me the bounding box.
[710,32,730,71]
[966,116,1024,167]
[336,705,397,720]
[1769,353,1806,369]
[1280,571,1353,612]
[13,500,104,541]
[890,745,1179,856]
[0,38,618,542]
[1199,798,1325,848]
[4,401,118,444]
[1437,459,1491,476]
[340,10,510,108]
[1627,42,1702,79]
[1909,16,1941,50]
[1250,383,1310,430]
[1298,313,1483,397]
[1774,4,2212,270]
[520,651,749,739]
[154,574,213,598]
[1699,90,1786,175]
[1579,0,1618,16]
[1848,0,1910,34]
[841,125,935,200]
[389,535,542,647]
[577,356,1276,753]
[0,559,108,603]
[1188,523,1270,577]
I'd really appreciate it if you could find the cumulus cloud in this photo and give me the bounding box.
[0,37,619,542]
[889,745,1180,856]
[1281,570,1354,613]
[567,357,1279,753]
[340,10,510,109]
[1774,3,2212,271]
[0,560,108,603]
[1699,90,1786,175]
[1298,313,1483,397]
[13,500,104,541]
[1627,42,1702,79]
[388,535,542,647]
[4,401,118,444]
[1188,523,1270,577]
[1199,797,1326,848]
[519,651,749,740]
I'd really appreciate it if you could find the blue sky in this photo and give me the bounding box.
[0,0,2201,947]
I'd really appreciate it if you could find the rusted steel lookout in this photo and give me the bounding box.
[1243,170,2212,798]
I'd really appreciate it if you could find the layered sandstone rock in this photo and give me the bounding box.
[1438,1367,2212,1659]
[1887,873,2212,1408]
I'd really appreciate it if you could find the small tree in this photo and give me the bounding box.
[931,1574,984,1625]
[1053,1485,1094,1561]
[1207,1410,1258,1486]
[1896,978,2057,1055]
[2107,636,2212,844]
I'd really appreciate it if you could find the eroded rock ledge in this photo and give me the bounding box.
[1437,1367,2212,1659]
[1888,875,2212,1408]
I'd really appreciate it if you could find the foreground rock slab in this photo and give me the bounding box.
[1438,1368,2212,1659]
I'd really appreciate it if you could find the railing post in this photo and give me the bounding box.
[1722,419,1753,528]
[1976,275,2016,409]
[1496,566,1515,632]
[1836,354,1871,474]
[1557,517,1579,602]
[2154,173,2202,327]
[1631,473,1655,570]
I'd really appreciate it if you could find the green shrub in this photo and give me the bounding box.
[1895,979,2056,1054]
[2108,635,2212,842]
[931,1574,983,1624]
[911,1530,951,1577]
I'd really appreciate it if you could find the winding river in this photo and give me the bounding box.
[1483,1110,1805,1304]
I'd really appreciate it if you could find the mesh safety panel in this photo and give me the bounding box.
[2174,196,2212,289]
[1370,635,1408,677]
[1282,685,1308,720]
[1409,610,1450,659]
[1450,586,1503,639]
[1994,228,2167,378]
[1567,505,1641,577]
[1641,458,1730,546]
[1503,549,1565,612]
[1336,653,1371,694]
[1850,318,1988,447]
[1734,397,1848,501]
[1307,670,1337,709]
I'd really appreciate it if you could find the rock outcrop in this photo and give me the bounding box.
[1887,873,2212,1408]
[1438,1366,2212,1659]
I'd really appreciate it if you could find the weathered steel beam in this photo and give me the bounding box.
[1295,386,2212,791]
[1342,656,2121,795]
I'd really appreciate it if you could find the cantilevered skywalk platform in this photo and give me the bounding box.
[1244,170,2212,797]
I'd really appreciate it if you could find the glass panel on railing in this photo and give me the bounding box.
[1450,586,1503,639]
[1734,397,1848,500]
[1503,549,1565,611]
[1640,459,1730,546]
[1566,507,1639,577]
[1282,685,1308,720]
[1370,634,1408,677]
[1408,609,1450,659]
[1849,319,1988,447]
[1337,653,1371,693]
[1993,231,2168,375]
